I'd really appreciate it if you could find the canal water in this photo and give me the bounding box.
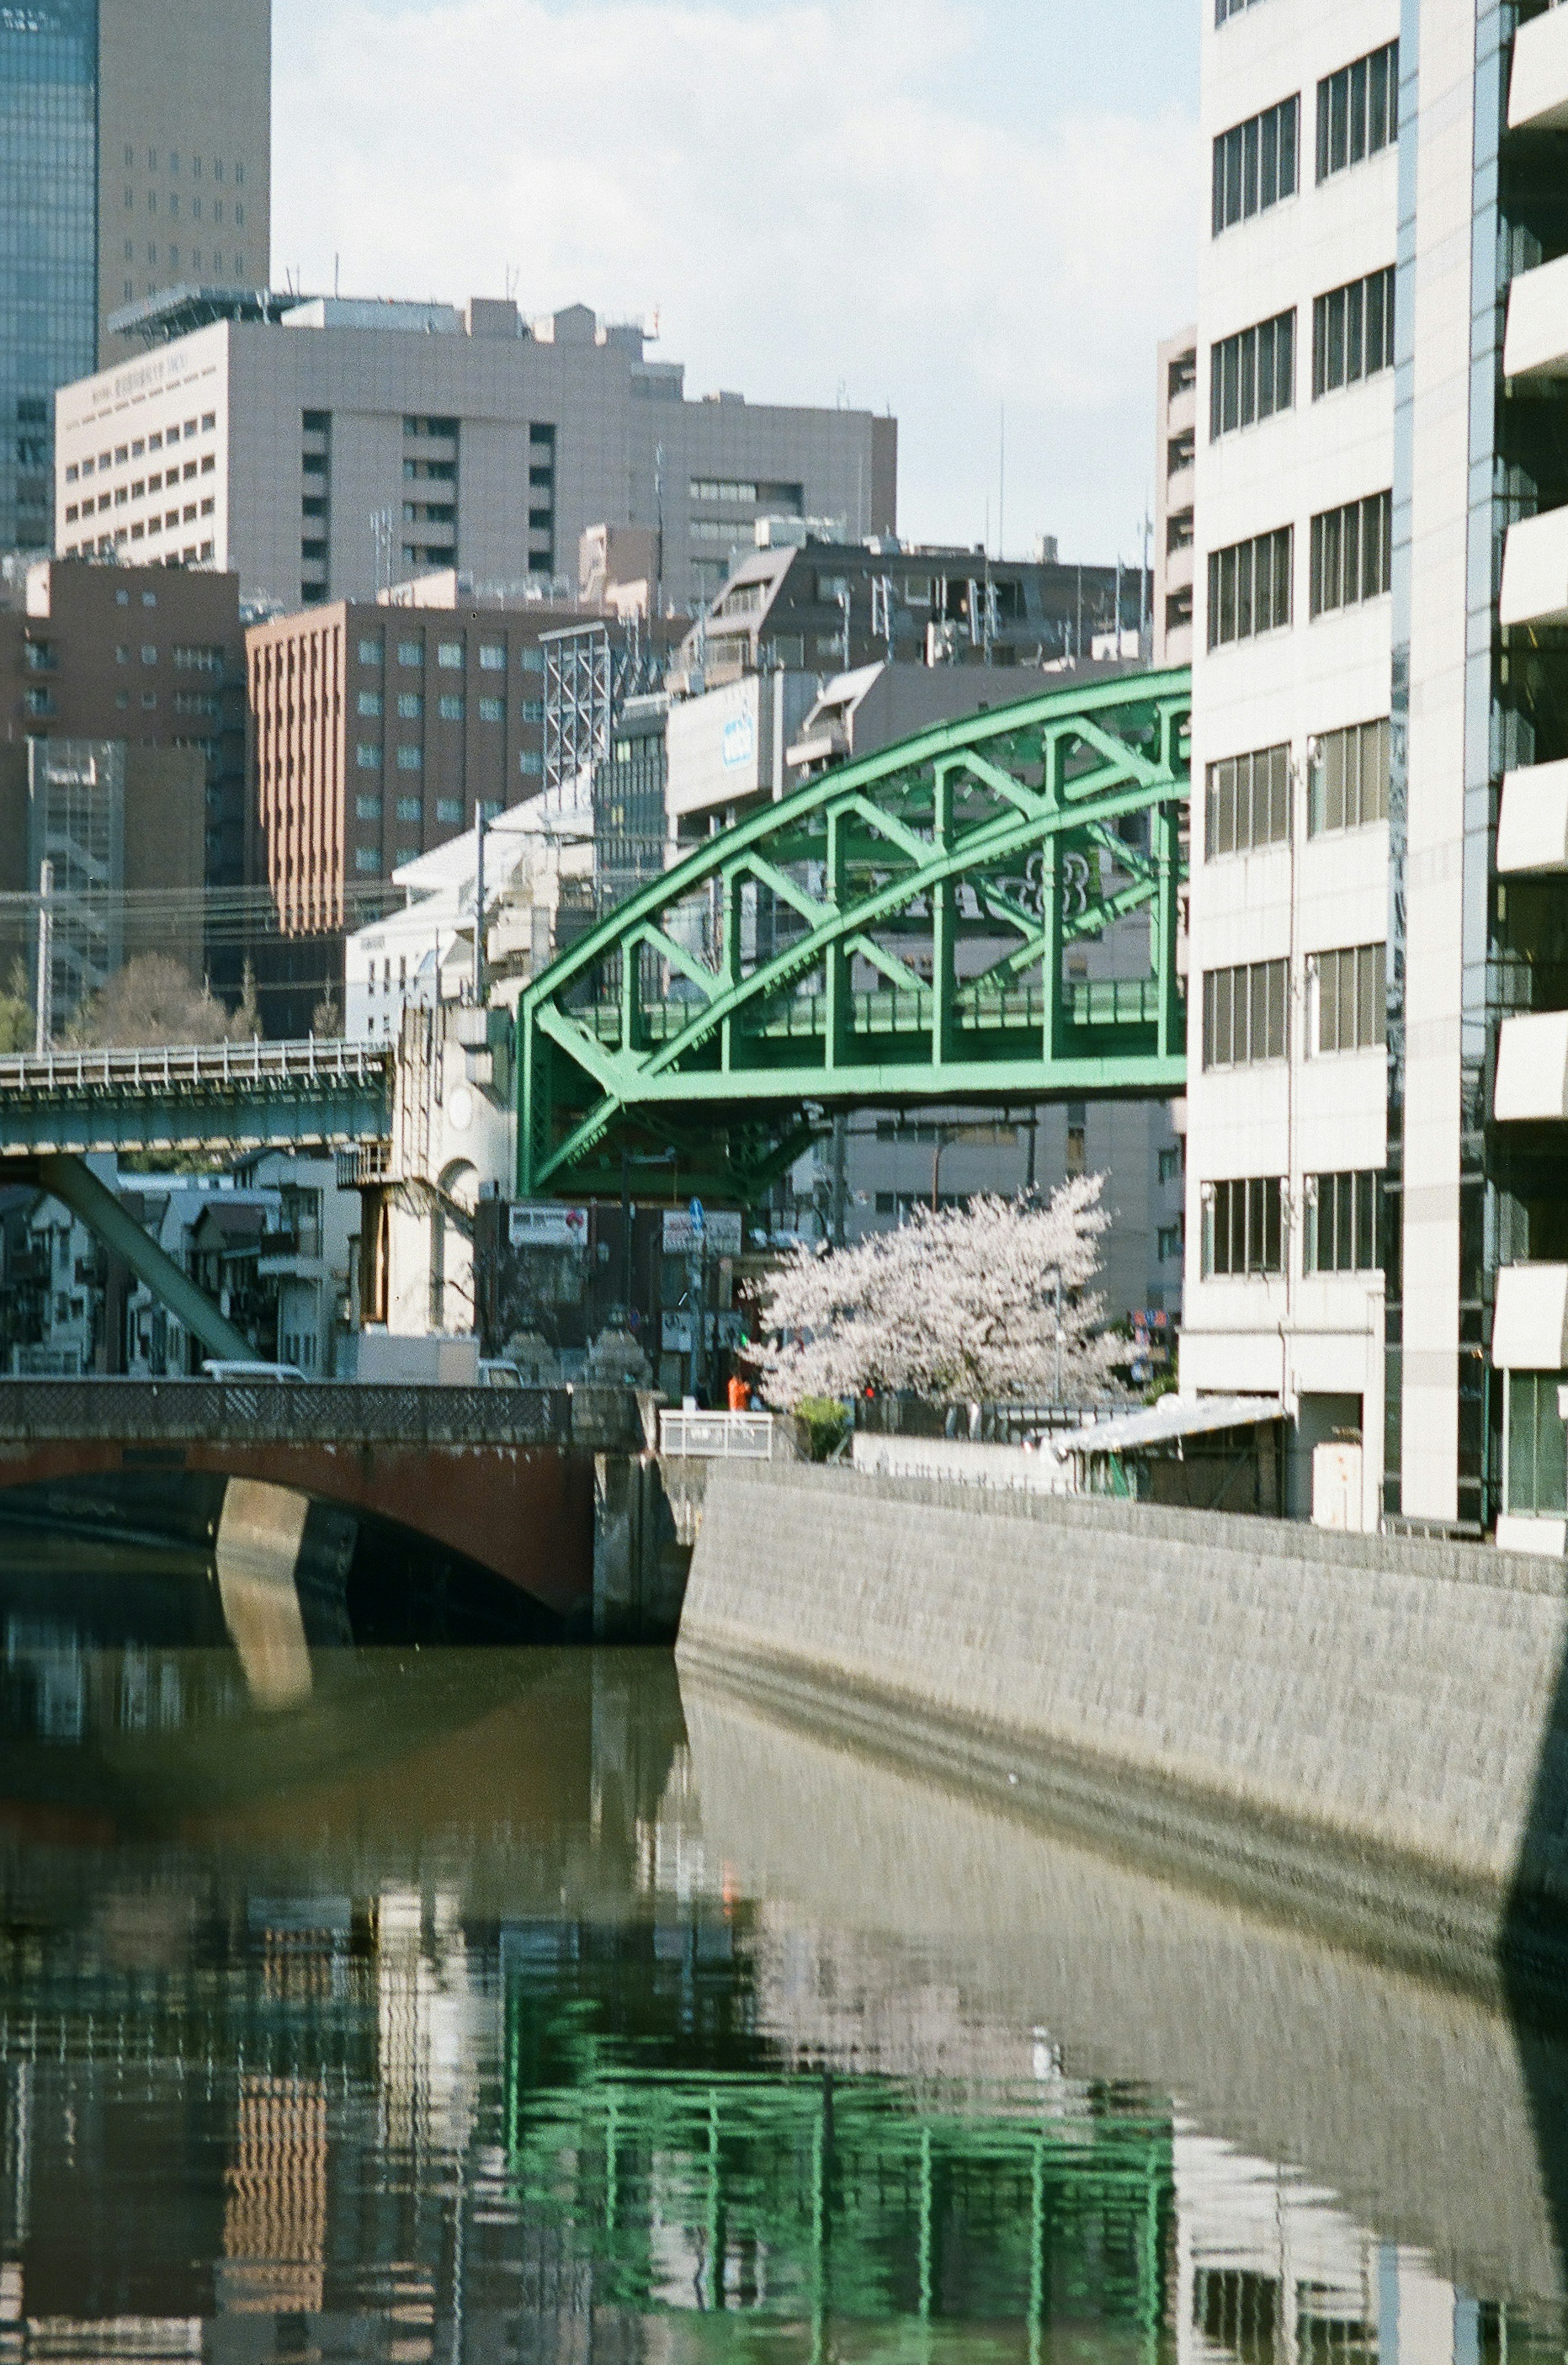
[2,1526,1568,2356]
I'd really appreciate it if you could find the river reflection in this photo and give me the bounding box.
[0,1541,1567,2357]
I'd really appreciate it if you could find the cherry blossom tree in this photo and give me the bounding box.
[753,1176,1120,1408]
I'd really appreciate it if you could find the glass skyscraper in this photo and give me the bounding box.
[0,0,99,556]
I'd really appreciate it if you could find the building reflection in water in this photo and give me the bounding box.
[0,1580,1558,2355]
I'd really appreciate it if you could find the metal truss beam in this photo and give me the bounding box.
[517,668,1191,1202]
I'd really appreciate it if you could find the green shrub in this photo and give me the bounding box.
[796,1395,851,1462]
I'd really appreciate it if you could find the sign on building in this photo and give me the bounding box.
[662,1208,744,1256]
[508,1203,590,1249]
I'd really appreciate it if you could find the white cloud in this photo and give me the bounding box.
[274,0,1200,559]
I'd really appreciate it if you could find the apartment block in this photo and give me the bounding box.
[55,298,896,617]
[0,0,270,555]
[1154,329,1197,666]
[1184,0,1568,1540]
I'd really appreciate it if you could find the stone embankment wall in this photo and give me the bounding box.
[677,1463,1568,1946]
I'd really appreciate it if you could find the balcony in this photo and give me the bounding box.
[257,1226,324,1276]
[1509,2,1568,131]
[1499,505,1568,628]
[1505,251,1568,380]
[1494,1008,1568,1121]
[1497,759,1568,873]
[1493,1262,1568,1370]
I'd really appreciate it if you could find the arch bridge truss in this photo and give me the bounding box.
[517,667,1191,1205]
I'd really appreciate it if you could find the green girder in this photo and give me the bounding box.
[517,666,1191,1203]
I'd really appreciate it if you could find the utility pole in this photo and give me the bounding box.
[33,858,51,1056]
[830,1115,848,1247]
[471,810,486,1003]
[1139,509,1153,655]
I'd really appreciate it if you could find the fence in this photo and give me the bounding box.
[659,1409,776,1461]
[852,1396,1125,1446]
[0,1378,646,1453]
[0,1038,392,1096]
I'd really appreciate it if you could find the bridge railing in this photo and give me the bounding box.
[0,1040,392,1096]
[0,1378,647,1452]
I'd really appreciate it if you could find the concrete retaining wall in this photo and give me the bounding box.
[677,1464,1568,1940]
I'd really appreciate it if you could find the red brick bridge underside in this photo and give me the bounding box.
[0,1438,597,1620]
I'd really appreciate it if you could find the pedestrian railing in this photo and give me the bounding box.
[0,1377,647,1453]
[0,1038,393,1097]
[659,1409,775,1461]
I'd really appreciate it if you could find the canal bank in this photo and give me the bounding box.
[676,1462,1568,1975]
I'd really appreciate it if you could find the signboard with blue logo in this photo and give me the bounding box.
[721,711,756,771]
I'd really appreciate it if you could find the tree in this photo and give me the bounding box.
[752,1177,1121,1409]
[67,955,254,1049]
[0,959,32,1053]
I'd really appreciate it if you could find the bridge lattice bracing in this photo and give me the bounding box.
[517,668,1191,1204]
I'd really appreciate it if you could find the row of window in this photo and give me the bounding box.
[1210,268,1395,440]
[1204,719,1390,857]
[1207,492,1391,648]
[65,456,216,523]
[355,743,543,778]
[124,189,245,226]
[1201,1169,1383,1278]
[1201,943,1386,1069]
[121,148,245,183]
[1212,41,1398,239]
[355,691,543,724]
[355,637,547,675]
[66,414,216,481]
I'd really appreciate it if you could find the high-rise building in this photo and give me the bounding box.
[1153,329,1197,667]
[0,0,271,557]
[1183,0,1568,1542]
[53,297,895,615]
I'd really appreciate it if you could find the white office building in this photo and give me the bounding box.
[52,296,896,617]
[1185,0,1568,1541]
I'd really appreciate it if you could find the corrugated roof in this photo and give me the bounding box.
[1058,1395,1285,1458]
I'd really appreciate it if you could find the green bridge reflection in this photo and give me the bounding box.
[506,1977,1172,2345]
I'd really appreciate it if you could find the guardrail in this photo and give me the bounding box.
[0,1039,393,1096]
[0,1378,647,1453]
[659,1409,775,1461]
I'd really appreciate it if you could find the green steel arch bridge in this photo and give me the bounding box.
[516,666,1192,1206]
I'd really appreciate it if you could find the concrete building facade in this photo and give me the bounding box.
[1154,329,1197,667]
[55,300,895,617]
[0,0,270,556]
[1183,0,1568,1540]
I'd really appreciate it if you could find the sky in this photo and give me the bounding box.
[272,0,1201,568]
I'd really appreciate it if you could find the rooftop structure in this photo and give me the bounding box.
[54,299,896,617]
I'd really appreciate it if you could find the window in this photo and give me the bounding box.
[529,508,553,533]
[1304,1170,1381,1273]
[1309,492,1392,617]
[355,793,383,820]
[519,750,543,777]
[1313,267,1395,398]
[1316,41,1398,183]
[354,846,381,874]
[357,690,382,718]
[438,695,464,721]
[1157,1225,1183,1262]
[1158,1146,1184,1185]
[520,698,545,724]
[479,643,505,670]
[1207,527,1293,648]
[1508,1371,1568,1517]
[1310,719,1389,834]
[1202,1177,1284,1276]
[1205,743,1290,858]
[354,744,382,770]
[140,644,157,665]
[1209,310,1295,439]
[1212,95,1299,235]
[397,692,424,719]
[437,642,463,668]
[357,639,383,669]
[1312,943,1385,1053]
[397,640,422,667]
[396,746,423,772]
[479,696,505,723]
[396,796,423,823]
[1203,960,1289,1069]
[436,798,463,825]
[520,647,544,674]
[1216,0,1265,17]
[395,848,419,868]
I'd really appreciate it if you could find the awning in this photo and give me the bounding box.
[1057,1394,1286,1459]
